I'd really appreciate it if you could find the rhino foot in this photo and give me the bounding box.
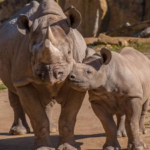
[50,122,57,133]
[57,143,77,150]
[117,129,127,138]
[103,142,121,150]
[35,147,55,150]
[103,146,120,150]
[128,143,147,150]
[9,125,30,135]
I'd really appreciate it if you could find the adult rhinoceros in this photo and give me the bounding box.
[0,0,87,149]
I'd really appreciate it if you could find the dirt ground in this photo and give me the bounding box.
[0,89,150,150]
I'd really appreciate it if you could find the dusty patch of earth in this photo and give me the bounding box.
[0,89,150,150]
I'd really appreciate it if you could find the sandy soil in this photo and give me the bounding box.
[0,89,150,150]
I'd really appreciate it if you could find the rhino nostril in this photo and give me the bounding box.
[70,74,76,79]
[54,71,63,79]
[58,72,63,75]
[37,73,44,81]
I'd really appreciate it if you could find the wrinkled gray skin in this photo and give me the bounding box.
[0,0,87,150]
[68,47,150,150]
[81,48,129,138]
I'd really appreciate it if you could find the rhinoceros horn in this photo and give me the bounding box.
[38,26,62,63]
[46,26,57,44]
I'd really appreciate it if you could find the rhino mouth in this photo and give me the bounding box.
[69,79,82,83]
[68,79,84,86]
[68,80,88,92]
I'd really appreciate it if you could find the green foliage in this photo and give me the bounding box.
[0,84,7,90]
[130,42,150,53]
[87,43,124,52]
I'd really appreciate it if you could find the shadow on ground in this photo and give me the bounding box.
[0,133,106,150]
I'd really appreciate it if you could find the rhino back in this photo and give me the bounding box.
[119,47,150,100]
[119,47,150,81]
[89,49,150,110]
[0,1,39,92]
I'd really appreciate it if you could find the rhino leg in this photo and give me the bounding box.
[58,88,86,150]
[139,100,149,134]
[91,101,121,150]
[125,98,146,150]
[8,90,30,135]
[45,100,57,133]
[116,113,127,137]
[17,84,54,149]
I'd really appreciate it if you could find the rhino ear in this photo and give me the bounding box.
[100,47,112,65]
[65,6,82,29]
[17,14,32,35]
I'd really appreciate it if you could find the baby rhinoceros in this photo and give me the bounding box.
[68,47,150,150]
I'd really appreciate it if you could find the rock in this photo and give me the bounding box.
[140,27,150,38]
[0,0,42,25]
[59,0,150,36]
[106,0,144,31]
[125,22,131,27]
[106,20,150,37]
[144,0,150,21]
[1,0,150,38]
[59,0,108,37]
[118,39,128,47]
[106,44,112,49]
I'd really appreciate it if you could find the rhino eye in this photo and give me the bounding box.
[68,51,71,55]
[87,70,92,74]
[33,43,42,51]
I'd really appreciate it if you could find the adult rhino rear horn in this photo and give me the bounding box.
[46,26,57,44]
[38,26,62,63]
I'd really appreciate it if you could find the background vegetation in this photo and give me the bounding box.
[0,84,7,90]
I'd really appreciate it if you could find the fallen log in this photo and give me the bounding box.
[85,34,150,45]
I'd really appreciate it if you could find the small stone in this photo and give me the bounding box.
[118,39,128,47]
[106,44,112,49]
[125,22,131,27]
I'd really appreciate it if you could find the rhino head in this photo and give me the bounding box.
[17,0,82,85]
[68,48,112,91]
